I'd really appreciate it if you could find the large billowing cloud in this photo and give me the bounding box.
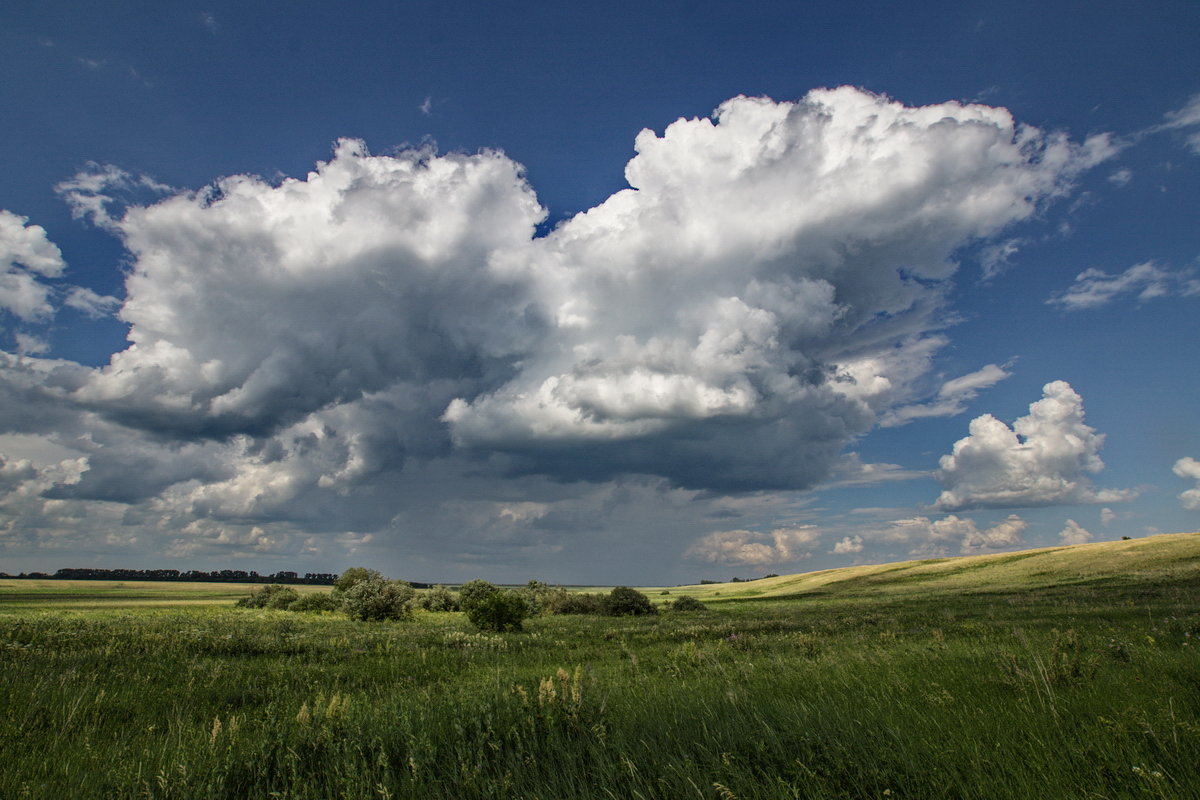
[444,88,1109,488]
[934,381,1134,511]
[0,87,1117,569]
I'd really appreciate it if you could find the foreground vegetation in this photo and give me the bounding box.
[2,533,1198,799]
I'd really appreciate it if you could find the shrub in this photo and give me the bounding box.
[265,587,301,609]
[465,589,530,632]
[458,579,500,611]
[543,590,606,615]
[236,584,295,609]
[603,586,656,616]
[417,585,461,612]
[334,567,383,594]
[670,595,705,612]
[341,577,415,621]
[518,579,555,616]
[288,592,340,613]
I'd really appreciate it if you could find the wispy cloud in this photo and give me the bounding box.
[1048,262,1199,311]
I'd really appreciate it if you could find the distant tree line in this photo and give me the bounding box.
[0,568,346,585]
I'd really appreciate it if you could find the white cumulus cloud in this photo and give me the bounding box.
[684,525,819,566]
[1058,519,1092,545]
[934,381,1134,510]
[0,88,1119,568]
[880,513,1027,555]
[0,211,66,324]
[1173,457,1200,510]
[832,535,864,554]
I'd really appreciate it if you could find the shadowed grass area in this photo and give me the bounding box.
[1,534,1197,799]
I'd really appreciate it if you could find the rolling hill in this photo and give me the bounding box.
[661,531,1200,600]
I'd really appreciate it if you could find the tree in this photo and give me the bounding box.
[670,595,705,612]
[465,589,530,632]
[458,579,500,611]
[417,585,460,612]
[603,586,656,616]
[334,567,383,594]
[341,577,415,621]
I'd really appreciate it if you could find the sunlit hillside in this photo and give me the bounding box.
[660,531,1200,600]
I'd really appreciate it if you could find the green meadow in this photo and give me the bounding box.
[2,533,1198,799]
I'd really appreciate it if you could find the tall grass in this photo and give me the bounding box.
[1,574,1198,798]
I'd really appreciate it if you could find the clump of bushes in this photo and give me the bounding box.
[287,592,340,613]
[417,585,461,612]
[340,577,415,621]
[236,584,298,609]
[542,589,606,615]
[670,595,705,612]
[603,586,656,616]
[460,581,531,632]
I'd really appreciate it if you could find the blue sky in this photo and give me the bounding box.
[1,0,1197,583]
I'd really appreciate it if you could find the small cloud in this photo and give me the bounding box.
[64,286,121,318]
[200,12,217,33]
[881,363,1011,427]
[420,96,433,116]
[54,163,173,230]
[876,513,1026,555]
[821,453,926,488]
[1059,518,1092,545]
[832,535,863,554]
[1048,262,1197,311]
[979,238,1023,279]
[77,57,106,70]
[684,525,819,566]
[1100,507,1115,526]
[14,332,50,355]
[1162,94,1200,155]
[1107,169,1132,187]
[1173,457,1200,510]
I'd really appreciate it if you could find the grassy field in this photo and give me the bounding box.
[2,533,1198,799]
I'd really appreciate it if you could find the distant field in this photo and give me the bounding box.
[0,579,327,610]
[2,534,1198,799]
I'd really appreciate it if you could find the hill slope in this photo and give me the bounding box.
[664,531,1200,600]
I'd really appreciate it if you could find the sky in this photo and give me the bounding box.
[1,0,1198,584]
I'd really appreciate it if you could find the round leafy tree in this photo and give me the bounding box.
[465,589,530,632]
[334,567,383,594]
[341,577,415,621]
[457,579,500,611]
[603,586,656,616]
[670,595,705,612]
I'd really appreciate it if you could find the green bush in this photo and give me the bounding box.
[465,589,530,632]
[417,585,461,612]
[288,592,340,613]
[542,589,606,615]
[603,586,656,616]
[670,595,705,612]
[457,579,500,611]
[334,567,383,594]
[341,577,415,621]
[235,584,295,609]
[264,587,300,609]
